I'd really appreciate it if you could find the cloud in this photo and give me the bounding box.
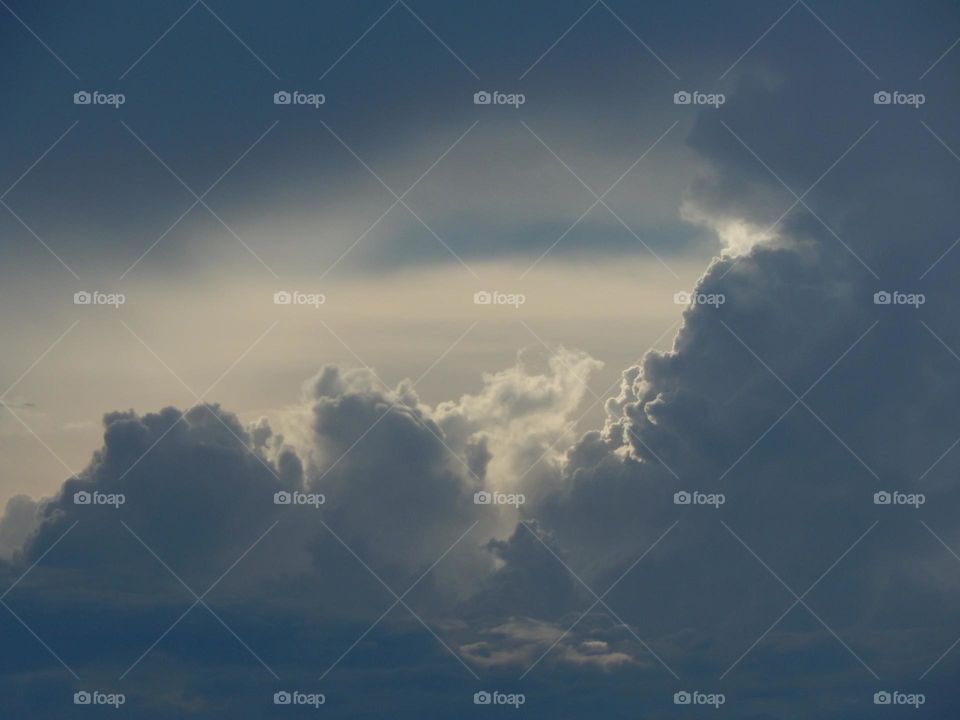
[0,495,39,560]
[3,4,960,716]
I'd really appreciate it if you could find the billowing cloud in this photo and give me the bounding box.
[3,3,960,717]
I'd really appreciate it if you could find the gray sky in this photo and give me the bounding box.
[2,1,960,718]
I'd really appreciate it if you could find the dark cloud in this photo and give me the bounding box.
[3,1,960,717]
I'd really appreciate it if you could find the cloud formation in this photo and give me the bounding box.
[3,4,960,717]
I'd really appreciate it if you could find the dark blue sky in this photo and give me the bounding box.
[2,1,960,718]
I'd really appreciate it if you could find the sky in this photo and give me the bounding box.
[1,1,960,717]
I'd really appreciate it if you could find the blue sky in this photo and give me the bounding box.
[2,1,960,717]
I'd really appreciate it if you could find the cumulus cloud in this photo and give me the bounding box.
[3,7,960,717]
